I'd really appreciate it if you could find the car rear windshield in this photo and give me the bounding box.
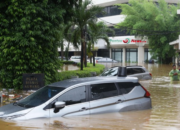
[100,67,118,76]
[16,86,65,108]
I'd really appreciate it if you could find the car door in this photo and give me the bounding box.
[115,82,146,111]
[47,86,90,117]
[88,83,125,114]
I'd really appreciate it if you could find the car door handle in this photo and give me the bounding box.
[80,107,88,111]
[116,99,123,103]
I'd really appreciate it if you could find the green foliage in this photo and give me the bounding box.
[57,63,105,81]
[65,0,104,70]
[60,61,78,65]
[116,0,180,63]
[0,0,76,89]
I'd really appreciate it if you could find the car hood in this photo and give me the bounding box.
[0,103,29,116]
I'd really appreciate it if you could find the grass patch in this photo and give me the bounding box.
[57,63,105,81]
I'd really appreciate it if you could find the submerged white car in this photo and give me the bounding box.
[0,67,151,120]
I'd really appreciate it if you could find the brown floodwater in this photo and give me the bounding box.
[1,63,180,130]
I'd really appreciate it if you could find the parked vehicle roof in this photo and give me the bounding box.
[48,76,138,88]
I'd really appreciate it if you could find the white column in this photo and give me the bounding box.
[138,46,144,65]
[175,56,178,65]
[123,48,126,66]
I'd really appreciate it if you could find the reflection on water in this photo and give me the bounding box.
[1,64,180,130]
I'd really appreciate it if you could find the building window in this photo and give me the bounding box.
[97,49,109,57]
[108,27,130,37]
[111,49,122,62]
[126,49,137,63]
[144,48,152,61]
[97,5,122,17]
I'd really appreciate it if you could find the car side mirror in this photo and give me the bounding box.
[54,101,65,113]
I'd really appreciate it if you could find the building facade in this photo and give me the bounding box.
[60,0,179,64]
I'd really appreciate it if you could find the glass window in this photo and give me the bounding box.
[127,68,145,75]
[132,68,145,74]
[17,86,65,108]
[127,68,133,75]
[111,49,122,62]
[126,49,137,63]
[90,83,118,100]
[100,67,118,76]
[58,86,86,106]
[116,82,140,95]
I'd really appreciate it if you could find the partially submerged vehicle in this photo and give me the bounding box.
[0,67,151,120]
[100,66,152,80]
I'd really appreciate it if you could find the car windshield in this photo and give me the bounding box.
[16,86,65,108]
[100,67,118,76]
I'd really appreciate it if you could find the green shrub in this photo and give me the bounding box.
[57,63,105,81]
[60,61,78,65]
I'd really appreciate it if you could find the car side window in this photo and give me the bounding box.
[127,68,133,75]
[57,86,86,106]
[116,82,140,95]
[132,68,145,74]
[90,83,118,100]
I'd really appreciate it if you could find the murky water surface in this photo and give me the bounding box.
[1,64,180,130]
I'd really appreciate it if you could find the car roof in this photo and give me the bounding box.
[111,66,144,68]
[48,76,138,88]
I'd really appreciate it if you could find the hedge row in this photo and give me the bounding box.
[60,61,77,65]
[57,63,105,81]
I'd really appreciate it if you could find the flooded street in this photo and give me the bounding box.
[1,64,180,130]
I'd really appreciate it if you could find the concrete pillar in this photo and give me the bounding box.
[123,48,126,66]
[138,46,144,65]
[135,42,145,65]
[175,56,178,65]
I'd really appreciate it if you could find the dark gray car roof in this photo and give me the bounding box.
[48,77,102,88]
[48,76,137,88]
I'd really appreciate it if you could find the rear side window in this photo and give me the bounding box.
[116,82,140,95]
[127,68,145,75]
[90,83,118,100]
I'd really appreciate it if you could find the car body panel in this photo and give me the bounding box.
[49,102,90,117]
[0,76,151,120]
[96,58,118,63]
[89,95,125,114]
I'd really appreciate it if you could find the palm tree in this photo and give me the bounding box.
[66,0,104,70]
[87,21,115,66]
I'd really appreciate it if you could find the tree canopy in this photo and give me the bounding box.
[116,0,180,63]
[65,0,104,70]
[0,0,77,89]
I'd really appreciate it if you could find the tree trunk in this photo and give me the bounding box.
[61,42,64,61]
[65,42,70,61]
[80,29,84,70]
[85,41,87,67]
[83,40,86,67]
[90,56,92,64]
[93,51,95,66]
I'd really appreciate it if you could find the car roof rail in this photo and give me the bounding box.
[111,65,142,68]
[117,67,127,77]
[126,65,142,67]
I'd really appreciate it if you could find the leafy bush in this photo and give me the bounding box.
[57,63,105,81]
[60,61,78,65]
[0,0,77,90]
